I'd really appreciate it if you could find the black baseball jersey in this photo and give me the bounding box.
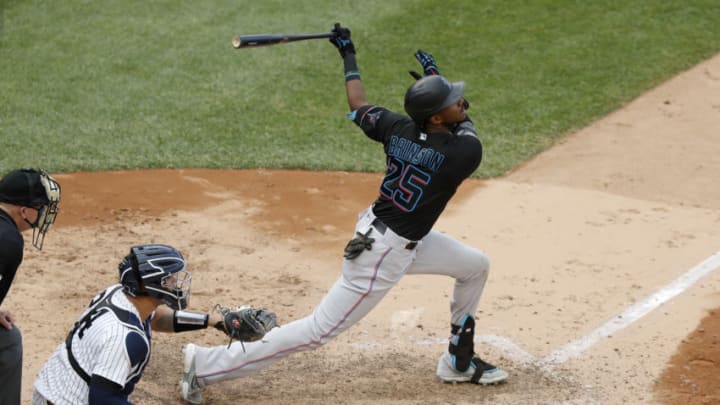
[351,105,482,241]
[0,209,23,305]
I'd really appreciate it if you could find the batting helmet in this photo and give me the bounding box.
[0,168,61,250]
[404,75,465,126]
[119,244,191,310]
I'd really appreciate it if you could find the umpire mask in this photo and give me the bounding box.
[0,168,61,250]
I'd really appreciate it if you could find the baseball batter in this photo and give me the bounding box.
[180,23,507,404]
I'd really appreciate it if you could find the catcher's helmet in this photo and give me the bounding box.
[0,168,61,250]
[404,75,465,126]
[119,244,191,310]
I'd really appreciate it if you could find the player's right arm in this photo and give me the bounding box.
[345,73,368,111]
[329,23,368,111]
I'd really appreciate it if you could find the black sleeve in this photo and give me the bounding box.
[454,134,483,179]
[453,119,478,138]
[0,231,23,305]
[89,375,131,405]
[350,105,408,143]
[451,119,482,178]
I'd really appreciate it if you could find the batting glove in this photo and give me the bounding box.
[329,23,355,58]
[415,49,440,76]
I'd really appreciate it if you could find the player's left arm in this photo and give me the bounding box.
[410,49,470,112]
[88,328,145,404]
[454,119,478,138]
[151,305,223,333]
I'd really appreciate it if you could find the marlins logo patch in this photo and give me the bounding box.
[367,112,380,125]
[363,109,382,127]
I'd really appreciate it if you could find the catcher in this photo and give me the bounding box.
[32,244,277,405]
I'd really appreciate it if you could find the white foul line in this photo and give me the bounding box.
[543,252,720,366]
[350,253,720,372]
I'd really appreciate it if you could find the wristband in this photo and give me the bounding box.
[343,54,360,82]
[173,310,209,332]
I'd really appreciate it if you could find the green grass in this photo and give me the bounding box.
[1,0,719,176]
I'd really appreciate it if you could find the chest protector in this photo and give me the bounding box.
[65,286,149,383]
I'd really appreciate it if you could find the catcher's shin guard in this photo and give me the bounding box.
[449,314,475,372]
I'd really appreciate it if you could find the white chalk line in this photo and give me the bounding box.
[543,251,720,366]
[351,252,720,370]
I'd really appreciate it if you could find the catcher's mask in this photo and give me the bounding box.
[0,168,61,250]
[404,75,465,126]
[118,244,192,310]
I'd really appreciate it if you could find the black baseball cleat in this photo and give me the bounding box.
[436,351,508,385]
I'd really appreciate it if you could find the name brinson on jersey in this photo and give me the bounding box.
[388,135,446,172]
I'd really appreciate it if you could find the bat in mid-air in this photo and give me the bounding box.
[232,32,336,49]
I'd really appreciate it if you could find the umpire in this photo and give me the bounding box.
[0,168,61,405]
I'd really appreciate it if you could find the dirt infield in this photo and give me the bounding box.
[9,53,720,404]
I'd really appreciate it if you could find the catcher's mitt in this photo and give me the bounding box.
[213,305,278,348]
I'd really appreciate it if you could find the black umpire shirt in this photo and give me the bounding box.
[352,105,482,241]
[0,209,23,305]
